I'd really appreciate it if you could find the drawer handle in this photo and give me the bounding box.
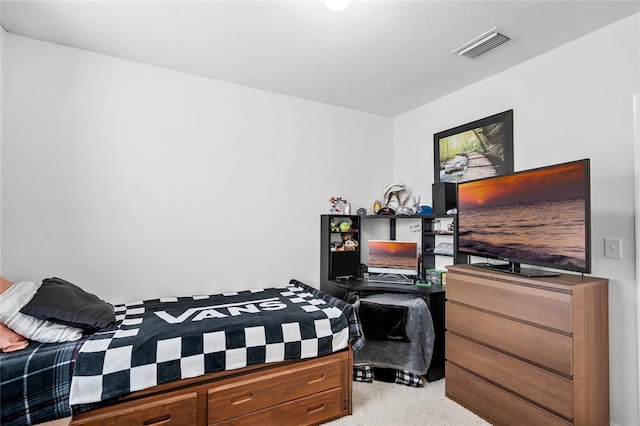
[143,414,171,425]
[306,403,325,414]
[231,393,254,405]
[307,373,325,384]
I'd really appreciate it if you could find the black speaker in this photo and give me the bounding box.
[432,182,456,214]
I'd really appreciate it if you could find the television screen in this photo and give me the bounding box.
[367,240,418,276]
[457,159,591,276]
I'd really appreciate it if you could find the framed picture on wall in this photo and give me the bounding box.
[434,109,514,183]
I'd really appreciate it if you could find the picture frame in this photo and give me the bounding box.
[434,109,514,183]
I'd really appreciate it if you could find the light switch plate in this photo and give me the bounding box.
[604,238,622,259]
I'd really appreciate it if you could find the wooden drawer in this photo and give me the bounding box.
[208,357,342,423]
[212,387,342,425]
[447,302,572,375]
[446,363,571,426]
[446,270,572,332]
[72,392,198,426]
[446,332,573,419]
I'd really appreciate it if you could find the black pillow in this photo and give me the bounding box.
[20,277,116,333]
[358,301,410,342]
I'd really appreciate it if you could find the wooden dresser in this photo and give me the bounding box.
[445,264,608,426]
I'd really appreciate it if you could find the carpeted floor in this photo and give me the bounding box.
[323,379,491,425]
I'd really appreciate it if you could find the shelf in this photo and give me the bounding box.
[362,214,455,219]
[424,252,454,257]
[322,213,463,284]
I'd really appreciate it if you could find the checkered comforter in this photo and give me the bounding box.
[69,280,361,405]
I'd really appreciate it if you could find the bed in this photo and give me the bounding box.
[0,279,362,426]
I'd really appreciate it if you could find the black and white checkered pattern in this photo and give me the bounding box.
[393,369,424,387]
[353,364,374,383]
[352,364,424,387]
[70,282,355,405]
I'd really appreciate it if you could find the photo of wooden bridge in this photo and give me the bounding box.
[436,111,513,183]
[460,151,497,181]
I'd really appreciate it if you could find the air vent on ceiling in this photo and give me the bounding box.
[452,27,511,60]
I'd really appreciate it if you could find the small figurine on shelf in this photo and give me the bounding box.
[342,232,359,251]
[343,239,359,251]
[329,197,350,215]
[412,196,421,214]
[383,182,409,210]
[338,219,353,232]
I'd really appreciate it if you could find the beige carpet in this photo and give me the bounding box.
[324,379,491,425]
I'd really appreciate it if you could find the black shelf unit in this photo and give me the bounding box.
[421,214,467,276]
[321,214,466,283]
[320,214,362,281]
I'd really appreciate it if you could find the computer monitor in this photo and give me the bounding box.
[367,240,418,276]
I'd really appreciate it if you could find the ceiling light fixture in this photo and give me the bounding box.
[325,0,351,12]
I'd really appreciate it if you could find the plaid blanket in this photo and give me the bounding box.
[0,338,86,426]
[70,280,362,405]
[353,364,424,387]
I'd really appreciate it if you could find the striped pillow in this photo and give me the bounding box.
[0,280,83,343]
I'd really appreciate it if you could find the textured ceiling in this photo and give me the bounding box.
[1,1,638,117]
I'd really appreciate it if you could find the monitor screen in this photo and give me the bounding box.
[457,158,591,276]
[367,240,418,276]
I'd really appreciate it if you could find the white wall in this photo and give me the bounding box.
[0,14,4,274]
[635,91,640,426]
[394,13,640,426]
[1,33,393,301]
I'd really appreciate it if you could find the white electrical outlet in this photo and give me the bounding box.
[604,238,622,259]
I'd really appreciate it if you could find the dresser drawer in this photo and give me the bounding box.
[447,271,572,332]
[446,332,573,419]
[446,363,571,426]
[447,302,572,375]
[212,387,342,425]
[208,357,342,423]
[72,391,198,426]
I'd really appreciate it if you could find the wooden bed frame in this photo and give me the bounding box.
[70,347,353,425]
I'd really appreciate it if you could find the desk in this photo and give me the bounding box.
[321,278,445,382]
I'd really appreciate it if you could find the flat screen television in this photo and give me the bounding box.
[456,159,591,277]
[367,240,418,277]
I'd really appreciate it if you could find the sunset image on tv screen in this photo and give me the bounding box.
[457,161,588,271]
